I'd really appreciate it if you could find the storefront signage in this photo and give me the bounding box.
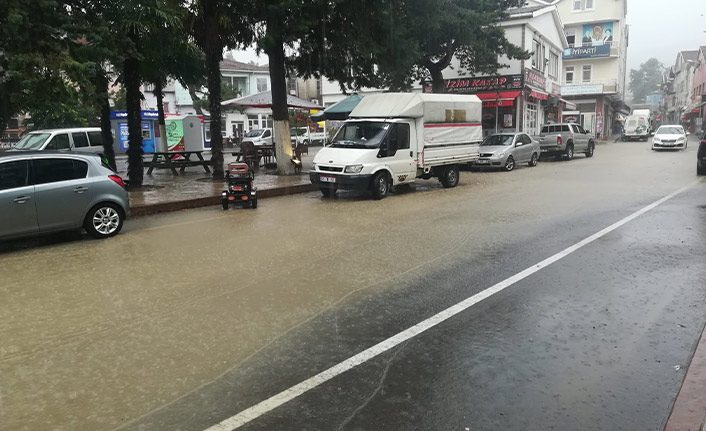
[561,84,604,96]
[524,69,546,90]
[530,90,548,101]
[110,110,160,120]
[563,45,611,59]
[482,100,515,108]
[552,83,561,95]
[430,74,523,94]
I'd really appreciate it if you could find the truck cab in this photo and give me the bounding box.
[310,119,417,199]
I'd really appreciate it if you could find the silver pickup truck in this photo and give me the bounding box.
[537,123,595,160]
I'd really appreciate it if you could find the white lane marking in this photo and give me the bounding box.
[204,181,698,431]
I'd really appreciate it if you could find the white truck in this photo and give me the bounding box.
[622,114,650,141]
[309,93,482,199]
[290,127,327,146]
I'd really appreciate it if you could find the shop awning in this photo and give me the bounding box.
[560,98,577,110]
[530,90,549,101]
[475,91,521,101]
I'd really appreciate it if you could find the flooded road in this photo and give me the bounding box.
[1,138,704,431]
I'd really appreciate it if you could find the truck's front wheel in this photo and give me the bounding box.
[440,165,460,188]
[371,172,390,200]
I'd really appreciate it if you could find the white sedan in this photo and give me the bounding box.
[652,125,688,150]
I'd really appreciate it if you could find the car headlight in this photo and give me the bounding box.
[653,137,661,143]
[344,164,364,174]
[677,137,686,142]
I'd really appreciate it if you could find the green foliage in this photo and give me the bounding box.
[111,88,127,110]
[193,81,241,112]
[629,58,664,103]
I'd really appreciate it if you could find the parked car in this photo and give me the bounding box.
[242,128,273,147]
[538,123,595,160]
[0,152,129,241]
[697,133,706,176]
[11,127,105,153]
[651,125,688,151]
[474,133,540,171]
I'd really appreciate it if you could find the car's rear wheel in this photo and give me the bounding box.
[528,153,538,167]
[698,164,706,176]
[565,144,574,160]
[440,164,460,187]
[85,203,124,239]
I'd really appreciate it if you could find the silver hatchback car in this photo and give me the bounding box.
[0,152,129,241]
[474,133,541,171]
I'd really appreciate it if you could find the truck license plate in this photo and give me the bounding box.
[320,175,337,183]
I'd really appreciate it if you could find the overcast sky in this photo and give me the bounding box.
[231,0,706,73]
[627,0,706,71]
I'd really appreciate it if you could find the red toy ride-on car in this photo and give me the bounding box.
[222,162,257,209]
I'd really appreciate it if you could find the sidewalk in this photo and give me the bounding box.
[120,146,321,216]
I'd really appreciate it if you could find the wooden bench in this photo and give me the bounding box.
[144,151,211,176]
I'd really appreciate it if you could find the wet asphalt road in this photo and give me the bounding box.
[1,137,705,431]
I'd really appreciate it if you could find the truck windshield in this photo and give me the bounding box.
[330,122,390,149]
[14,133,50,150]
[482,135,514,146]
[245,129,264,138]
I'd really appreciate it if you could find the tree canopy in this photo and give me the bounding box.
[629,58,664,104]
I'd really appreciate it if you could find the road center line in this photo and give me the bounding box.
[204,181,699,431]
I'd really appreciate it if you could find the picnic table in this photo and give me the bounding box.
[232,145,276,166]
[144,151,211,176]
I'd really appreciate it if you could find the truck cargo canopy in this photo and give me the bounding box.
[350,93,483,146]
[349,93,482,122]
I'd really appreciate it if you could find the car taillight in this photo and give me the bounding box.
[557,136,562,146]
[109,175,126,189]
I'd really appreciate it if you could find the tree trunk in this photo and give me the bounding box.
[95,69,116,171]
[206,47,224,179]
[429,65,445,93]
[267,38,295,175]
[154,79,168,152]
[124,54,144,187]
[188,85,204,115]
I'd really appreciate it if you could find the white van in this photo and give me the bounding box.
[12,128,105,153]
[622,115,649,141]
[310,93,482,199]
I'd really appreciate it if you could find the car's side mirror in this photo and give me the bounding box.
[515,141,523,147]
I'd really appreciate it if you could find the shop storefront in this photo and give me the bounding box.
[425,71,569,137]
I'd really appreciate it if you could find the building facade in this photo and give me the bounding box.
[662,51,698,126]
[686,47,706,133]
[141,60,272,139]
[530,0,629,139]
[427,5,569,136]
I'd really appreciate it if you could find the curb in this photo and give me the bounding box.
[129,183,317,217]
[664,319,706,431]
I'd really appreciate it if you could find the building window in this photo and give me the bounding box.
[287,77,297,95]
[582,65,592,83]
[257,77,268,92]
[565,66,575,84]
[565,30,576,46]
[585,0,594,9]
[550,52,559,77]
[532,40,544,71]
[573,0,582,10]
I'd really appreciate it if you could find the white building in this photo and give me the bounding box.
[321,4,568,137]
[434,5,569,136]
[530,0,629,139]
[142,60,273,138]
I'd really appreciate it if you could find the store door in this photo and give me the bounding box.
[524,103,538,135]
[581,113,596,136]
